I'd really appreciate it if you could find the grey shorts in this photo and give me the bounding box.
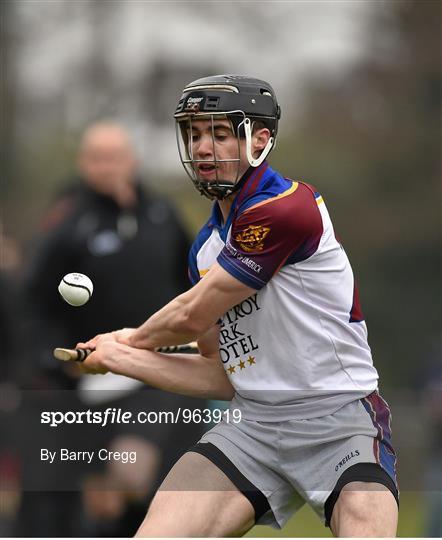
[191,391,398,528]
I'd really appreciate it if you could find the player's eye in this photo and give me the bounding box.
[214,132,228,141]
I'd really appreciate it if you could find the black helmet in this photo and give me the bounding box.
[174,75,281,200]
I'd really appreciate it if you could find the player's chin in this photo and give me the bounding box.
[196,171,217,182]
[197,172,235,185]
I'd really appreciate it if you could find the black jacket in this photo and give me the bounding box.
[22,179,191,384]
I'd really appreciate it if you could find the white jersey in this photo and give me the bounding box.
[188,162,378,421]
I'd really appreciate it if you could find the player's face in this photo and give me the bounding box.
[187,119,249,184]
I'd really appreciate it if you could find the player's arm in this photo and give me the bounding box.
[79,262,256,353]
[80,324,234,400]
[127,262,255,349]
[118,185,322,351]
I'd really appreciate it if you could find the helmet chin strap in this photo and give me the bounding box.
[243,118,274,167]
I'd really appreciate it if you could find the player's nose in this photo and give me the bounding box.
[194,133,214,158]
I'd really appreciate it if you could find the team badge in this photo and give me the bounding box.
[235,225,270,252]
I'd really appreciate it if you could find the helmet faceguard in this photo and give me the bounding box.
[174,75,281,200]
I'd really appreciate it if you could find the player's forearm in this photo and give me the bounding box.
[125,264,256,351]
[103,342,234,401]
[127,291,213,350]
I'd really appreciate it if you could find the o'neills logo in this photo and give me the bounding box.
[235,225,270,252]
[335,450,360,472]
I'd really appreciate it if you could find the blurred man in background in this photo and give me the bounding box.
[16,121,206,536]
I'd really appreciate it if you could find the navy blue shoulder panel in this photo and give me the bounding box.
[188,219,213,286]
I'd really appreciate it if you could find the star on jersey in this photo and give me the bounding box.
[226,357,257,375]
[247,355,256,365]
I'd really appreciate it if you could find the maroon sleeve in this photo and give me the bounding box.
[217,183,324,289]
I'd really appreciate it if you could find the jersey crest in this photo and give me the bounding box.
[235,225,270,252]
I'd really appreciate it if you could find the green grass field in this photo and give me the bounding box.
[246,492,424,537]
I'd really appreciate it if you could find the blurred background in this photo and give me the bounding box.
[1,0,440,537]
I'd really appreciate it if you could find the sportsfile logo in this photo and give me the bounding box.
[335,450,360,471]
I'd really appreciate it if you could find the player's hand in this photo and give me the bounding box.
[77,350,108,375]
[76,333,111,352]
[76,340,120,375]
[112,327,136,346]
[76,328,135,351]
[75,333,120,375]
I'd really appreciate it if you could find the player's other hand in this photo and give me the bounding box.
[112,327,136,345]
[77,349,109,375]
[76,340,120,375]
[76,328,135,351]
